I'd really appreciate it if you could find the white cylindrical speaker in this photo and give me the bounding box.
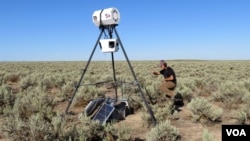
[92,7,120,27]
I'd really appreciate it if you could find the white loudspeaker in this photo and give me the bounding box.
[99,39,119,53]
[92,7,120,27]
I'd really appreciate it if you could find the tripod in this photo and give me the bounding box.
[65,25,156,126]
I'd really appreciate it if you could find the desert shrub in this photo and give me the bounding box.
[103,122,117,141]
[119,82,129,96]
[187,97,223,123]
[3,111,58,141]
[244,79,250,92]
[11,88,55,119]
[61,80,76,94]
[0,85,16,115]
[142,75,155,87]
[52,90,66,104]
[202,129,216,141]
[74,86,100,103]
[3,113,29,140]
[176,84,192,102]
[212,81,248,109]
[141,101,177,127]
[74,115,104,140]
[146,120,180,141]
[49,114,68,139]
[0,73,4,85]
[138,75,154,87]
[154,103,179,121]
[75,114,132,141]
[115,123,132,141]
[20,75,37,91]
[175,78,195,102]
[242,91,250,105]
[82,120,132,141]
[140,105,153,127]
[41,75,59,89]
[143,84,161,105]
[27,113,52,140]
[194,78,207,89]
[127,94,143,112]
[1,87,57,139]
[117,75,133,85]
[54,74,66,87]
[231,102,250,124]
[232,110,248,125]
[3,110,105,140]
[32,113,103,140]
[119,82,137,95]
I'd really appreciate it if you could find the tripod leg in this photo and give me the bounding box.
[114,28,157,126]
[111,52,118,102]
[65,29,104,114]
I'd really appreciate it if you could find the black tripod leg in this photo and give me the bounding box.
[114,28,157,126]
[65,29,104,114]
[111,52,118,102]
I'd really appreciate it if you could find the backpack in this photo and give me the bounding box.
[173,92,184,108]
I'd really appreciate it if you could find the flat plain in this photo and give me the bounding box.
[0,60,250,141]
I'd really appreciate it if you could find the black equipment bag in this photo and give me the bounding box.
[173,92,184,108]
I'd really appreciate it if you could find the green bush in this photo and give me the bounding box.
[231,102,250,124]
[212,81,248,109]
[0,85,16,115]
[187,97,223,123]
[202,129,216,141]
[146,120,180,141]
[141,101,177,127]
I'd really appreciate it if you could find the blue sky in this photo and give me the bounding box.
[0,0,249,61]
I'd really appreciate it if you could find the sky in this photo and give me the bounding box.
[0,0,249,61]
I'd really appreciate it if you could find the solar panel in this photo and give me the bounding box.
[93,103,115,124]
[84,98,105,116]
